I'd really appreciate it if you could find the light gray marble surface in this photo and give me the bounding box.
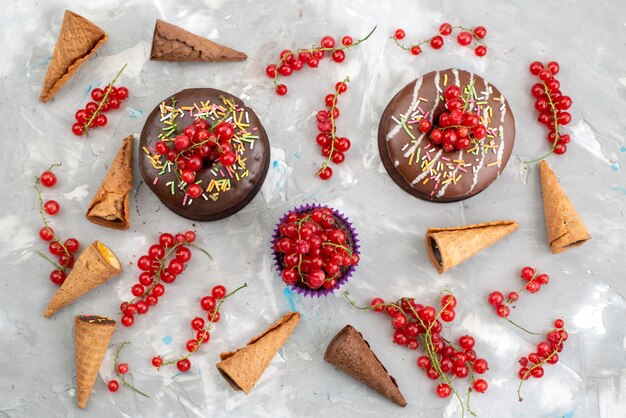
[1,0,625,417]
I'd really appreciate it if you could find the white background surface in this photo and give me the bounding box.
[1,0,625,417]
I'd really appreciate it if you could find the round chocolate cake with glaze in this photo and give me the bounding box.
[139,88,270,221]
[378,68,515,202]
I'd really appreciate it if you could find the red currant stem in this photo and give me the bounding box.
[523,82,561,164]
[320,241,354,256]
[405,301,471,418]
[517,331,566,401]
[390,36,430,51]
[112,341,150,397]
[343,291,376,310]
[36,250,63,270]
[503,317,544,336]
[159,283,248,367]
[34,164,71,267]
[272,26,377,88]
[83,64,128,136]
[317,76,350,176]
[505,273,540,305]
[440,336,479,384]
[187,243,213,260]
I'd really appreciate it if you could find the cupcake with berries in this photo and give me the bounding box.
[272,204,360,297]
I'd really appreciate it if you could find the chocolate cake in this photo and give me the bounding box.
[139,88,270,221]
[378,68,515,202]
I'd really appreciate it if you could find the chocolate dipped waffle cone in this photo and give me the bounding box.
[425,221,519,273]
[74,315,116,409]
[150,19,247,62]
[44,241,122,318]
[40,10,108,103]
[539,160,590,253]
[216,312,299,394]
[324,325,407,407]
[86,135,134,230]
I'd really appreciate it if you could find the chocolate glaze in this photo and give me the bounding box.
[76,315,116,325]
[378,69,515,202]
[139,88,270,221]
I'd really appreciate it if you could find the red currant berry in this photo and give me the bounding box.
[554,143,567,155]
[440,309,455,322]
[430,35,444,49]
[474,45,487,57]
[318,166,333,180]
[39,227,54,241]
[496,304,510,318]
[64,238,79,253]
[131,284,145,297]
[410,45,422,55]
[266,64,277,78]
[116,86,129,100]
[282,268,298,285]
[417,356,431,369]
[441,294,457,309]
[152,284,165,297]
[459,335,475,350]
[320,36,336,48]
[341,36,353,46]
[439,23,452,36]
[275,84,288,96]
[186,339,199,353]
[371,298,385,312]
[508,291,519,302]
[152,356,163,367]
[436,383,451,398]
[546,61,560,75]
[529,61,544,75]
[307,58,319,68]
[473,26,487,39]
[554,318,564,329]
[137,255,153,271]
[488,291,504,306]
[530,366,544,378]
[537,273,549,285]
[521,266,535,281]
[121,315,134,327]
[473,358,488,374]
[175,246,192,263]
[135,301,149,315]
[90,88,104,102]
[525,280,540,293]
[473,379,488,393]
[212,285,226,299]
[43,200,60,215]
[197,330,210,343]
[49,269,66,285]
[187,184,202,199]
[40,171,57,187]
[107,380,119,392]
[394,29,405,40]
[391,313,407,329]
[200,296,217,312]
[331,50,345,63]
[539,69,553,81]
[176,359,191,372]
[457,31,472,46]
[117,363,129,374]
[95,114,107,127]
[418,118,432,133]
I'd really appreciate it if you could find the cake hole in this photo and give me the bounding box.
[430,237,443,266]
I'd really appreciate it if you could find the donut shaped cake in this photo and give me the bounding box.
[378,68,515,202]
[139,88,270,220]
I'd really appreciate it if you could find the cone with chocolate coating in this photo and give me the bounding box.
[150,19,246,62]
[539,160,590,253]
[216,312,299,394]
[74,315,116,409]
[40,10,108,103]
[44,241,122,317]
[425,221,519,273]
[86,135,134,230]
[324,325,407,407]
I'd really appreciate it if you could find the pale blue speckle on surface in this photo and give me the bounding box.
[611,163,620,171]
[620,146,626,153]
[126,107,144,119]
[282,286,299,313]
[162,335,173,345]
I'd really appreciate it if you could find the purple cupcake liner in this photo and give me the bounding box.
[271,203,360,298]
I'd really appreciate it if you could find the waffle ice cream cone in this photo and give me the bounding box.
[539,160,590,253]
[74,315,116,409]
[44,241,122,317]
[86,135,134,230]
[40,10,108,103]
[150,19,246,62]
[216,312,299,394]
[324,325,407,407]
[425,221,519,273]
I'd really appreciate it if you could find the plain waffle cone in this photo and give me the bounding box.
[74,315,116,409]
[539,160,590,253]
[44,241,122,317]
[86,135,134,230]
[216,312,299,394]
[40,10,108,103]
[150,19,247,62]
[324,325,407,407]
[425,221,519,273]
